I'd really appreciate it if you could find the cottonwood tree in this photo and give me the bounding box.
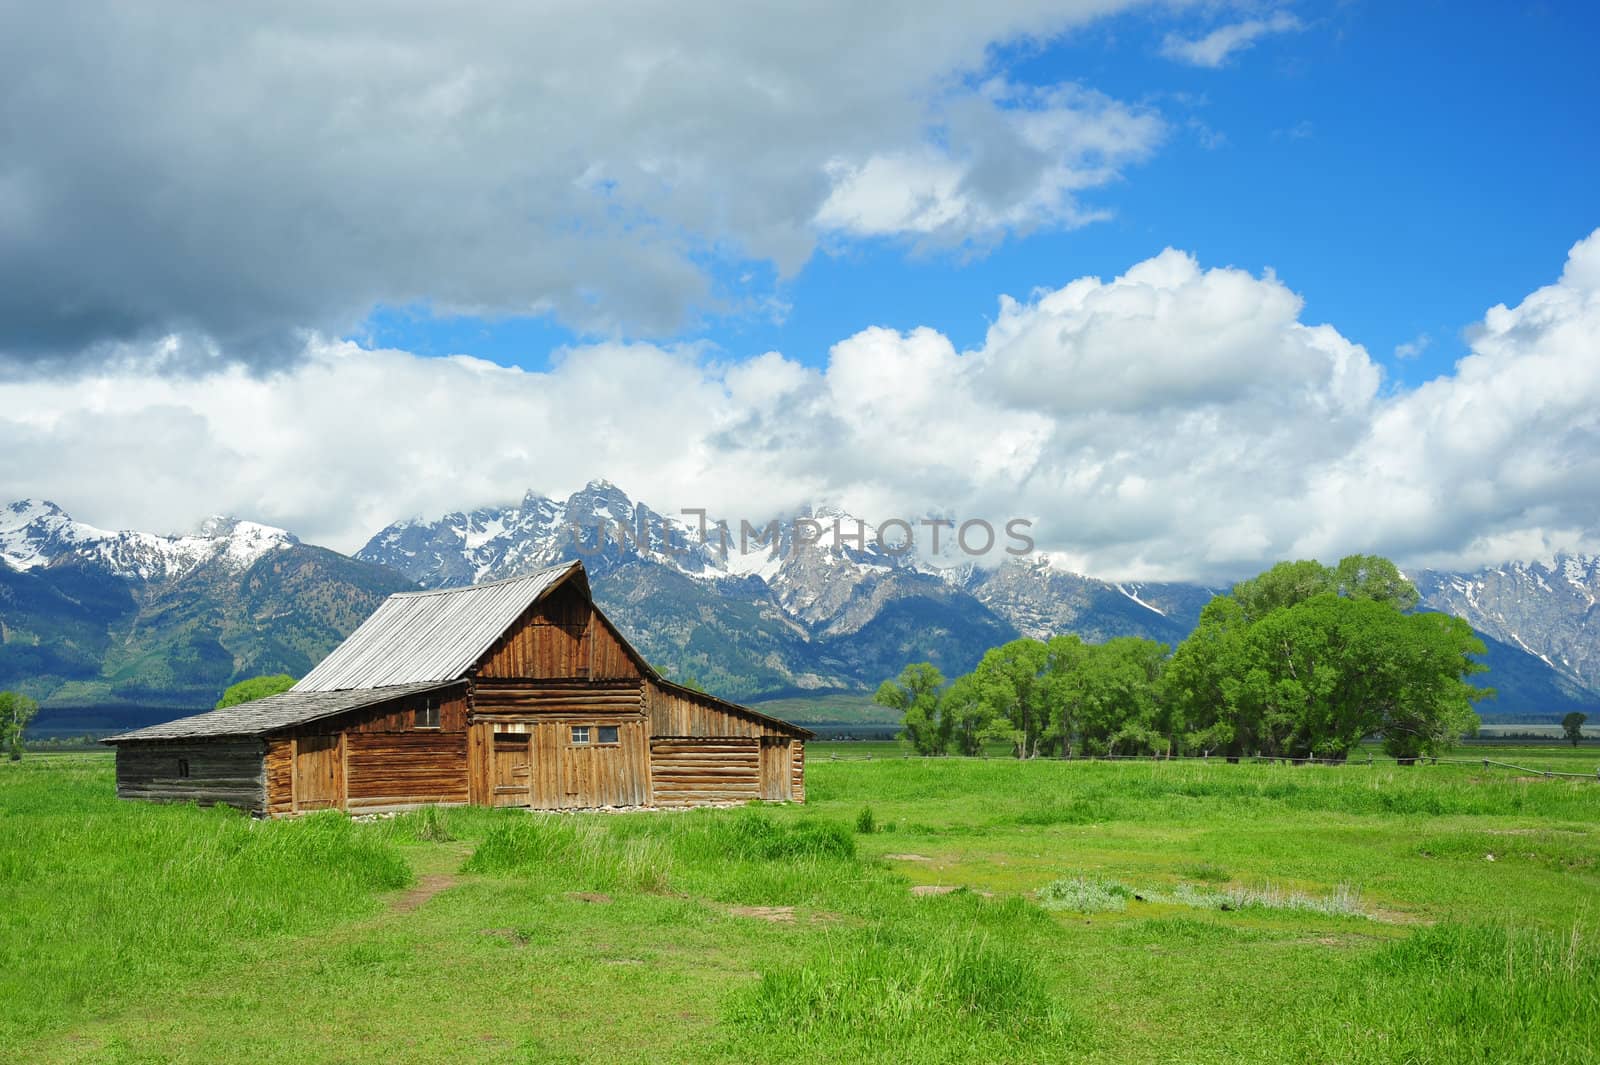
[1,690,40,761]
[970,639,1051,758]
[939,673,993,756]
[1073,638,1171,756]
[874,662,949,755]
[1171,557,1486,760]
[1561,711,1588,748]
[215,674,296,709]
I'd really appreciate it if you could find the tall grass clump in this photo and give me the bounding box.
[725,930,1080,1060]
[1170,880,1367,918]
[378,804,456,843]
[461,814,670,893]
[1037,875,1134,914]
[1284,922,1600,1064]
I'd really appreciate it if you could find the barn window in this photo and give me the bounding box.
[415,699,440,729]
[570,726,590,744]
[177,758,190,778]
[597,725,620,745]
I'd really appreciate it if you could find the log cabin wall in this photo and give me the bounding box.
[114,739,266,813]
[650,737,761,805]
[476,584,643,682]
[791,741,806,803]
[261,685,470,815]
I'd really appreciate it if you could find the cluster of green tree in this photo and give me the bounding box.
[215,674,296,709]
[1563,712,1589,747]
[874,556,1490,762]
[1,690,40,761]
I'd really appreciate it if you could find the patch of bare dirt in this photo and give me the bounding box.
[728,905,796,922]
[568,891,613,904]
[478,927,530,945]
[911,885,960,896]
[885,853,933,862]
[393,873,457,913]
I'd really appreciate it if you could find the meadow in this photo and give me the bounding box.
[2,747,1597,1064]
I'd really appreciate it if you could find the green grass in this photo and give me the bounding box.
[2,747,1598,1063]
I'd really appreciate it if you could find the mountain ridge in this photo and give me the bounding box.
[4,488,1596,726]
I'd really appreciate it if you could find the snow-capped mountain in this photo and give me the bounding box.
[356,482,1220,697]
[1413,555,1600,693]
[358,481,1600,715]
[1,500,412,720]
[6,488,1596,725]
[1,499,296,581]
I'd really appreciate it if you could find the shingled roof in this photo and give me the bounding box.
[292,561,582,692]
[104,681,460,743]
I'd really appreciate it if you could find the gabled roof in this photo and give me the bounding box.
[103,682,460,743]
[293,561,583,692]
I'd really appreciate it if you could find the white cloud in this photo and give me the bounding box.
[1394,333,1432,360]
[0,1,1166,369]
[815,82,1164,245]
[6,232,1600,582]
[1161,12,1303,68]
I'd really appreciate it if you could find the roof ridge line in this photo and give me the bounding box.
[386,560,581,598]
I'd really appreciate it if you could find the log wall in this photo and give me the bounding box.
[650,737,761,806]
[261,684,471,815]
[345,731,470,810]
[114,739,266,813]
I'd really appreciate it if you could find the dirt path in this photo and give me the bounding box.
[392,872,460,913]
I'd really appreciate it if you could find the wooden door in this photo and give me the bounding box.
[492,732,532,806]
[759,737,792,801]
[295,735,342,811]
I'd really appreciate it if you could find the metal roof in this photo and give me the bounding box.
[292,562,581,692]
[103,682,460,742]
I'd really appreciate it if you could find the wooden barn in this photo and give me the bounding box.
[103,561,810,815]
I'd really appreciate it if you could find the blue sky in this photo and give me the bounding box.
[358,2,1600,391]
[4,1,1599,577]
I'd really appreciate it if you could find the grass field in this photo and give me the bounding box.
[3,747,1598,1064]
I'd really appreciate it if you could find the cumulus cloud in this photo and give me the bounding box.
[0,1,1164,371]
[5,233,1598,581]
[814,82,1164,245]
[1160,12,1303,68]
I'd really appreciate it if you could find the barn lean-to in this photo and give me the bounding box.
[104,561,809,815]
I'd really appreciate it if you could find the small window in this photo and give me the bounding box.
[597,725,620,745]
[570,726,590,745]
[177,758,190,778]
[416,699,440,730]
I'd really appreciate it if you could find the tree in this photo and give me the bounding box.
[970,638,1050,757]
[1166,596,1254,756]
[874,662,949,755]
[1170,557,1483,761]
[1073,638,1171,756]
[1333,554,1419,611]
[939,673,993,756]
[1562,712,1588,747]
[1039,634,1089,757]
[0,690,41,761]
[216,674,296,709]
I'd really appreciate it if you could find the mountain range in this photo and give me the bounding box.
[3,485,1597,731]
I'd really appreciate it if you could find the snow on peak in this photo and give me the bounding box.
[1117,583,1168,616]
[0,500,293,579]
